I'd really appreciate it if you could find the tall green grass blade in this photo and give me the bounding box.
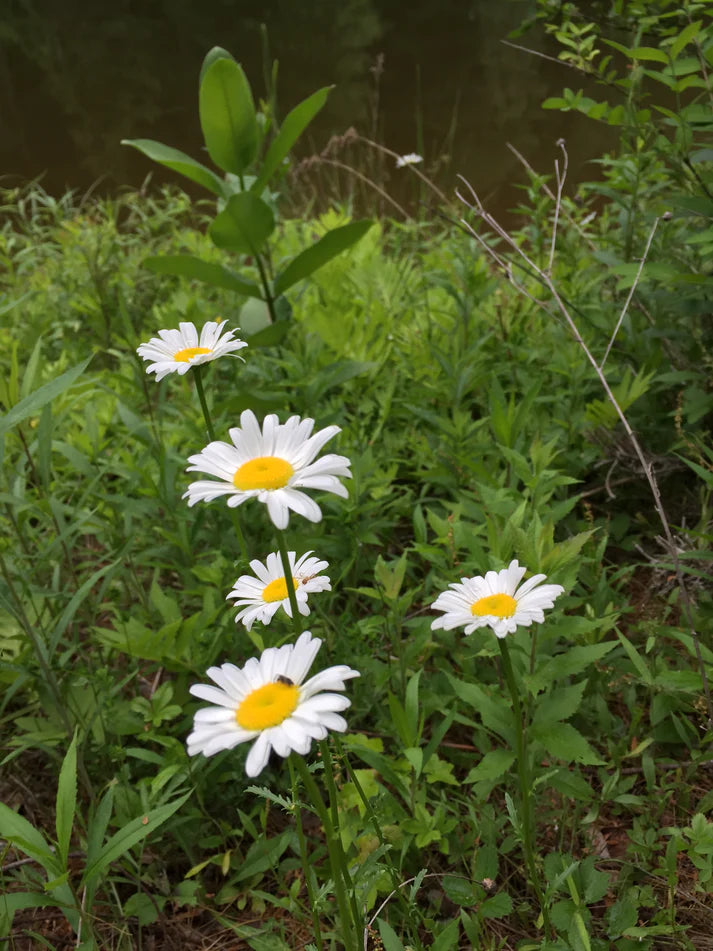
[55,731,78,869]
[0,356,91,439]
[80,791,190,887]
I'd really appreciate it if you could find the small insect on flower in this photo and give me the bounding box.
[226,550,331,629]
[186,632,360,777]
[430,560,564,638]
[136,319,247,381]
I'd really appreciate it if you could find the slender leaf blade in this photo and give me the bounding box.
[121,139,225,196]
[55,732,78,869]
[252,86,332,194]
[0,357,91,439]
[0,803,59,876]
[81,792,190,887]
[144,255,262,298]
[274,220,373,295]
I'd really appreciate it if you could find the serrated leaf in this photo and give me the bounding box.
[144,255,262,298]
[527,642,616,693]
[199,57,258,174]
[441,875,476,906]
[465,749,515,784]
[273,220,373,295]
[122,139,225,196]
[533,722,604,765]
[532,682,586,727]
[480,891,513,919]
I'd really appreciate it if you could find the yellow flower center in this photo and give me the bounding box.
[233,456,294,491]
[236,681,299,731]
[262,576,297,603]
[173,346,212,363]
[471,593,517,618]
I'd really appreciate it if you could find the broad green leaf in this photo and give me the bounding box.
[532,722,604,765]
[431,917,460,951]
[532,681,586,727]
[629,46,670,63]
[670,21,702,61]
[121,139,225,196]
[200,57,258,174]
[480,891,513,919]
[144,255,262,298]
[81,791,190,886]
[252,86,332,194]
[441,876,476,906]
[273,220,374,295]
[0,892,52,928]
[55,732,78,869]
[377,918,405,951]
[0,803,59,876]
[0,357,91,439]
[465,749,515,784]
[198,46,234,86]
[447,676,514,741]
[209,193,275,255]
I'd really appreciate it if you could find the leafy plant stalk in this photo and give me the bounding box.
[288,757,325,951]
[292,754,359,951]
[497,637,550,934]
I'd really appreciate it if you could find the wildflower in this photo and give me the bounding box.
[227,550,331,630]
[186,632,359,776]
[137,319,247,381]
[395,152,423,168]
[430,560,564,638]
[184,410,351,529]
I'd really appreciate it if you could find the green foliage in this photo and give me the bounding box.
[2,7,713,946]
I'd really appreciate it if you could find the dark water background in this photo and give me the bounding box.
[0,0,613,210]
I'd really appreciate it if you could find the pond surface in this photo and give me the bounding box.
[0,0,613,212]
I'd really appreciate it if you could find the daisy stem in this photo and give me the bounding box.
[319,739,362,939]
[288,757,325,951]
[192,365,216,442]
[293,755,359,951]
[334,736,427,940]
[497,637,551,935]
[275,529,302,634]
[192,367,249,563]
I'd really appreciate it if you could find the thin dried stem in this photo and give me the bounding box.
[601,215,660,368]
[548,139,568,274]
[456,150,713,730]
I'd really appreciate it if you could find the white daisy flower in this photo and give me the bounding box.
[183,409,351,529]
[186,631,360,776]
[137,319,247,381]
[395,152,423,168]
[430,560,564,639]
[227,550,331,630]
